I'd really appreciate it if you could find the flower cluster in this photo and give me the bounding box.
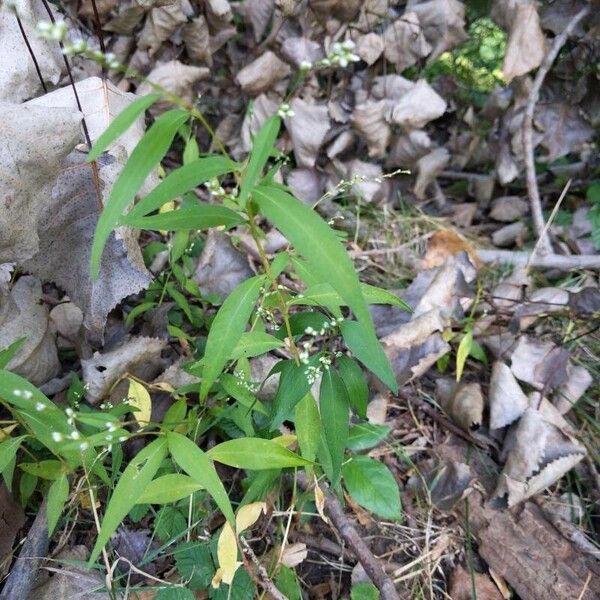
[320,40,360,68]
[277,103,294,119]
[233,370,260,394]
[36,20,67,42]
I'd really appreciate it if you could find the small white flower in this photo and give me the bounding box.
[300,60,312,71]
[51,432,63,442]
[63,38,87,55]
[35,402,46,412]
[118,436,127,442]
[36,20,67,42]
[70,430,80,440]
[106,422,117,433]
[104,52,120,69]
[22,390,33,399]
[342,39,356,51]
[65,407,74,417]
[79,441,89,451]
[13,390,22,397]
[277,103,294,119]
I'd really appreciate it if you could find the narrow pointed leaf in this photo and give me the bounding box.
[90,437,168,563]
[123,205,244,231]
[167,431,235,525]
[337,355,368,419]
[137,474,203,504]
[91,109,189,278]
[126,156,237,220]
[200,275,265,400]
[294,393,320,463]
[87,93,161,161]
[47,473,69,535]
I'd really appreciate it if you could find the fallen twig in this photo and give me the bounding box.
[296,472,400,600]
[522,4,591,256]
[477,249,600,270]
[0,498,49,600]
[239,536,289,600]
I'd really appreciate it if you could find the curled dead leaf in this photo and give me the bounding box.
[351,101,390,159]
[236,51,291,96]
[389,80,447,130]
[382,13,432,71]
[489,361,529,429]
[285,98,330,168]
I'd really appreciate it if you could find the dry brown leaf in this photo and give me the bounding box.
[309,0,361,22]
[236,51,291,96]
[138,61,210,109]
[0,277,60,386]
[494,405,586,506]
[443,382,484,431]
[351,101,390,158]
[372,74,415,100]
[205,0,232,26]
[386,130,431,168]
[194,230,253,299]
[345,159,388,203]
[78,0,117,21]
[421,230,480,270]
[82,336,166,404]
[285,99,330,168]
[512,286,569,330]
[449,566,504,600]
[382,12,432,71]
[501,1,546,82]
[287,168,325,204]
[510,336,569,390]
[356,33,384,65]
[489,196,528,222]
[535,103,595,161]
[50,302,84,346]
[104,5,147,34]
[492,222,528,247]
[552,364,592,415]
[137,1,192,55]
[389,79,447,130]
[489,361,529,429]
[426,457,475,510]
[413,146,450,199]
[182,16,212,65]
[366,393,388,424]
[0,0,64,102]
[0,483,25,561]
[240,0,275,42]
[281,37,324,68]
[240,93,279,154]
[409,0,468,61]
[279,543,308,568]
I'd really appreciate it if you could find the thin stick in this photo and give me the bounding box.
[296,473,400,600]
[39,0,93,149]
[522,5,591,256]
[477,249,600,271]
[526,178,571,269]
[239,537,289,600]
[14,13,47,93]
[89,0,107,54]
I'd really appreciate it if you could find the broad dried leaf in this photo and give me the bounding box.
[386,131,432,168]
[137,0,191,55]
[510,336,569,390]
[285,99,331,167]
[449,566,504,600]
[236,51,291,96]
[429,459,475,511]
[389,80,447,130]
[240,0,275,41]
[351,101,390,158]
[0,103,81,264]
[410,0,468,61]
[413,147,450,199]
[0,483,25,558]
[489,196,528,222]
[345,160,388,203]
[182,16,212,65]
[502,2,545,82]
[382,13,432,71]
[194,231,253,299]
[280,543,308,568]
[356,33,384,66]
[489,361,529,429]
[553,364,592,415]
[495,405,586,506]
[281,37,324,68]
[0,0,64,102]
[309,0,360,22]
[81,336,166,404]
[0,277,59,386]
[441,382,484,431]
[240,93,279,153]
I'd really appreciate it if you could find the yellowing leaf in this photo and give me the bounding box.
[0,423,17,441]
[314,476,329,524]
[456,330,473,382]
[127,378,152,426]
[271,434,297,448]
[236,501,266,532]
[216,521,241,586]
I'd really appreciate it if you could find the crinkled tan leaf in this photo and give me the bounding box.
[414,147,450,199]
[494,405,586,506]
[410,0,468,61]
[489,361,529,429]
[280,543,308,568]
[104,5,147,34]
[309,0,360,22]
[502,2,545,82]
[0,0,64,102]
[0,102,81,264]
[194,231,253,299]
[240,0,275,41]
[386,131,432,168]
[489,196,528,222]
[356,33,384,66]
[182,16,212,65]
[345,159,388,203]
[389,80,447,130]
[81,337,166,404]
[510,336,569,390]
[50,302,83,345]
[281,36,324,68]
[553,364,592,415]
[287,168,325,204]
[441,382,484,431]
[137,0,192,55]
[513,287,569,330]
[235,51,291,96]
[351,101,390,159]
[0,277,60,386]
[240,93,279,153]
[382,12,432,71]
[285,99,330,168]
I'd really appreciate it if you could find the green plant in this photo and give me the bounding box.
[0,92,410,597]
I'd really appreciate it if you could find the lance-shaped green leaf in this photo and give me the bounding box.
[91,108,189,278]
[0,435,27,474]
[239,116,280,206]
[125,156,237,220]
[137,474,204,504]
[254,185,397,392]
[0,338,25,369]
[230,331,284,360]
[123,205,244,231]
[337,355,368,419]
[87,93,161,161]
[294,393,320,464]
[200,275,265,400]
[207,438,312,470]
[168,432,234,524]
[319,368,349,486]
[89,437,168,563]
[47,473,69,535]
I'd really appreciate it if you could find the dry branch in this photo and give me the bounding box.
[522,4,591,256]
[477,249,600,270]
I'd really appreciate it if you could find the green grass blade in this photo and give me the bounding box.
[254,185,397,392]
[90,108,189,278]
[87,93,161,162]
[89,437,168,563]
[200,275,265,400]
[123,205,244,231]
[126,156,237,220]
[238,116,280,206]
[167,432,235,524]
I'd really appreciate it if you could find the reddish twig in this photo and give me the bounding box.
[14,12,47,93]
[522,4,591,256]
[296,473,400,600]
